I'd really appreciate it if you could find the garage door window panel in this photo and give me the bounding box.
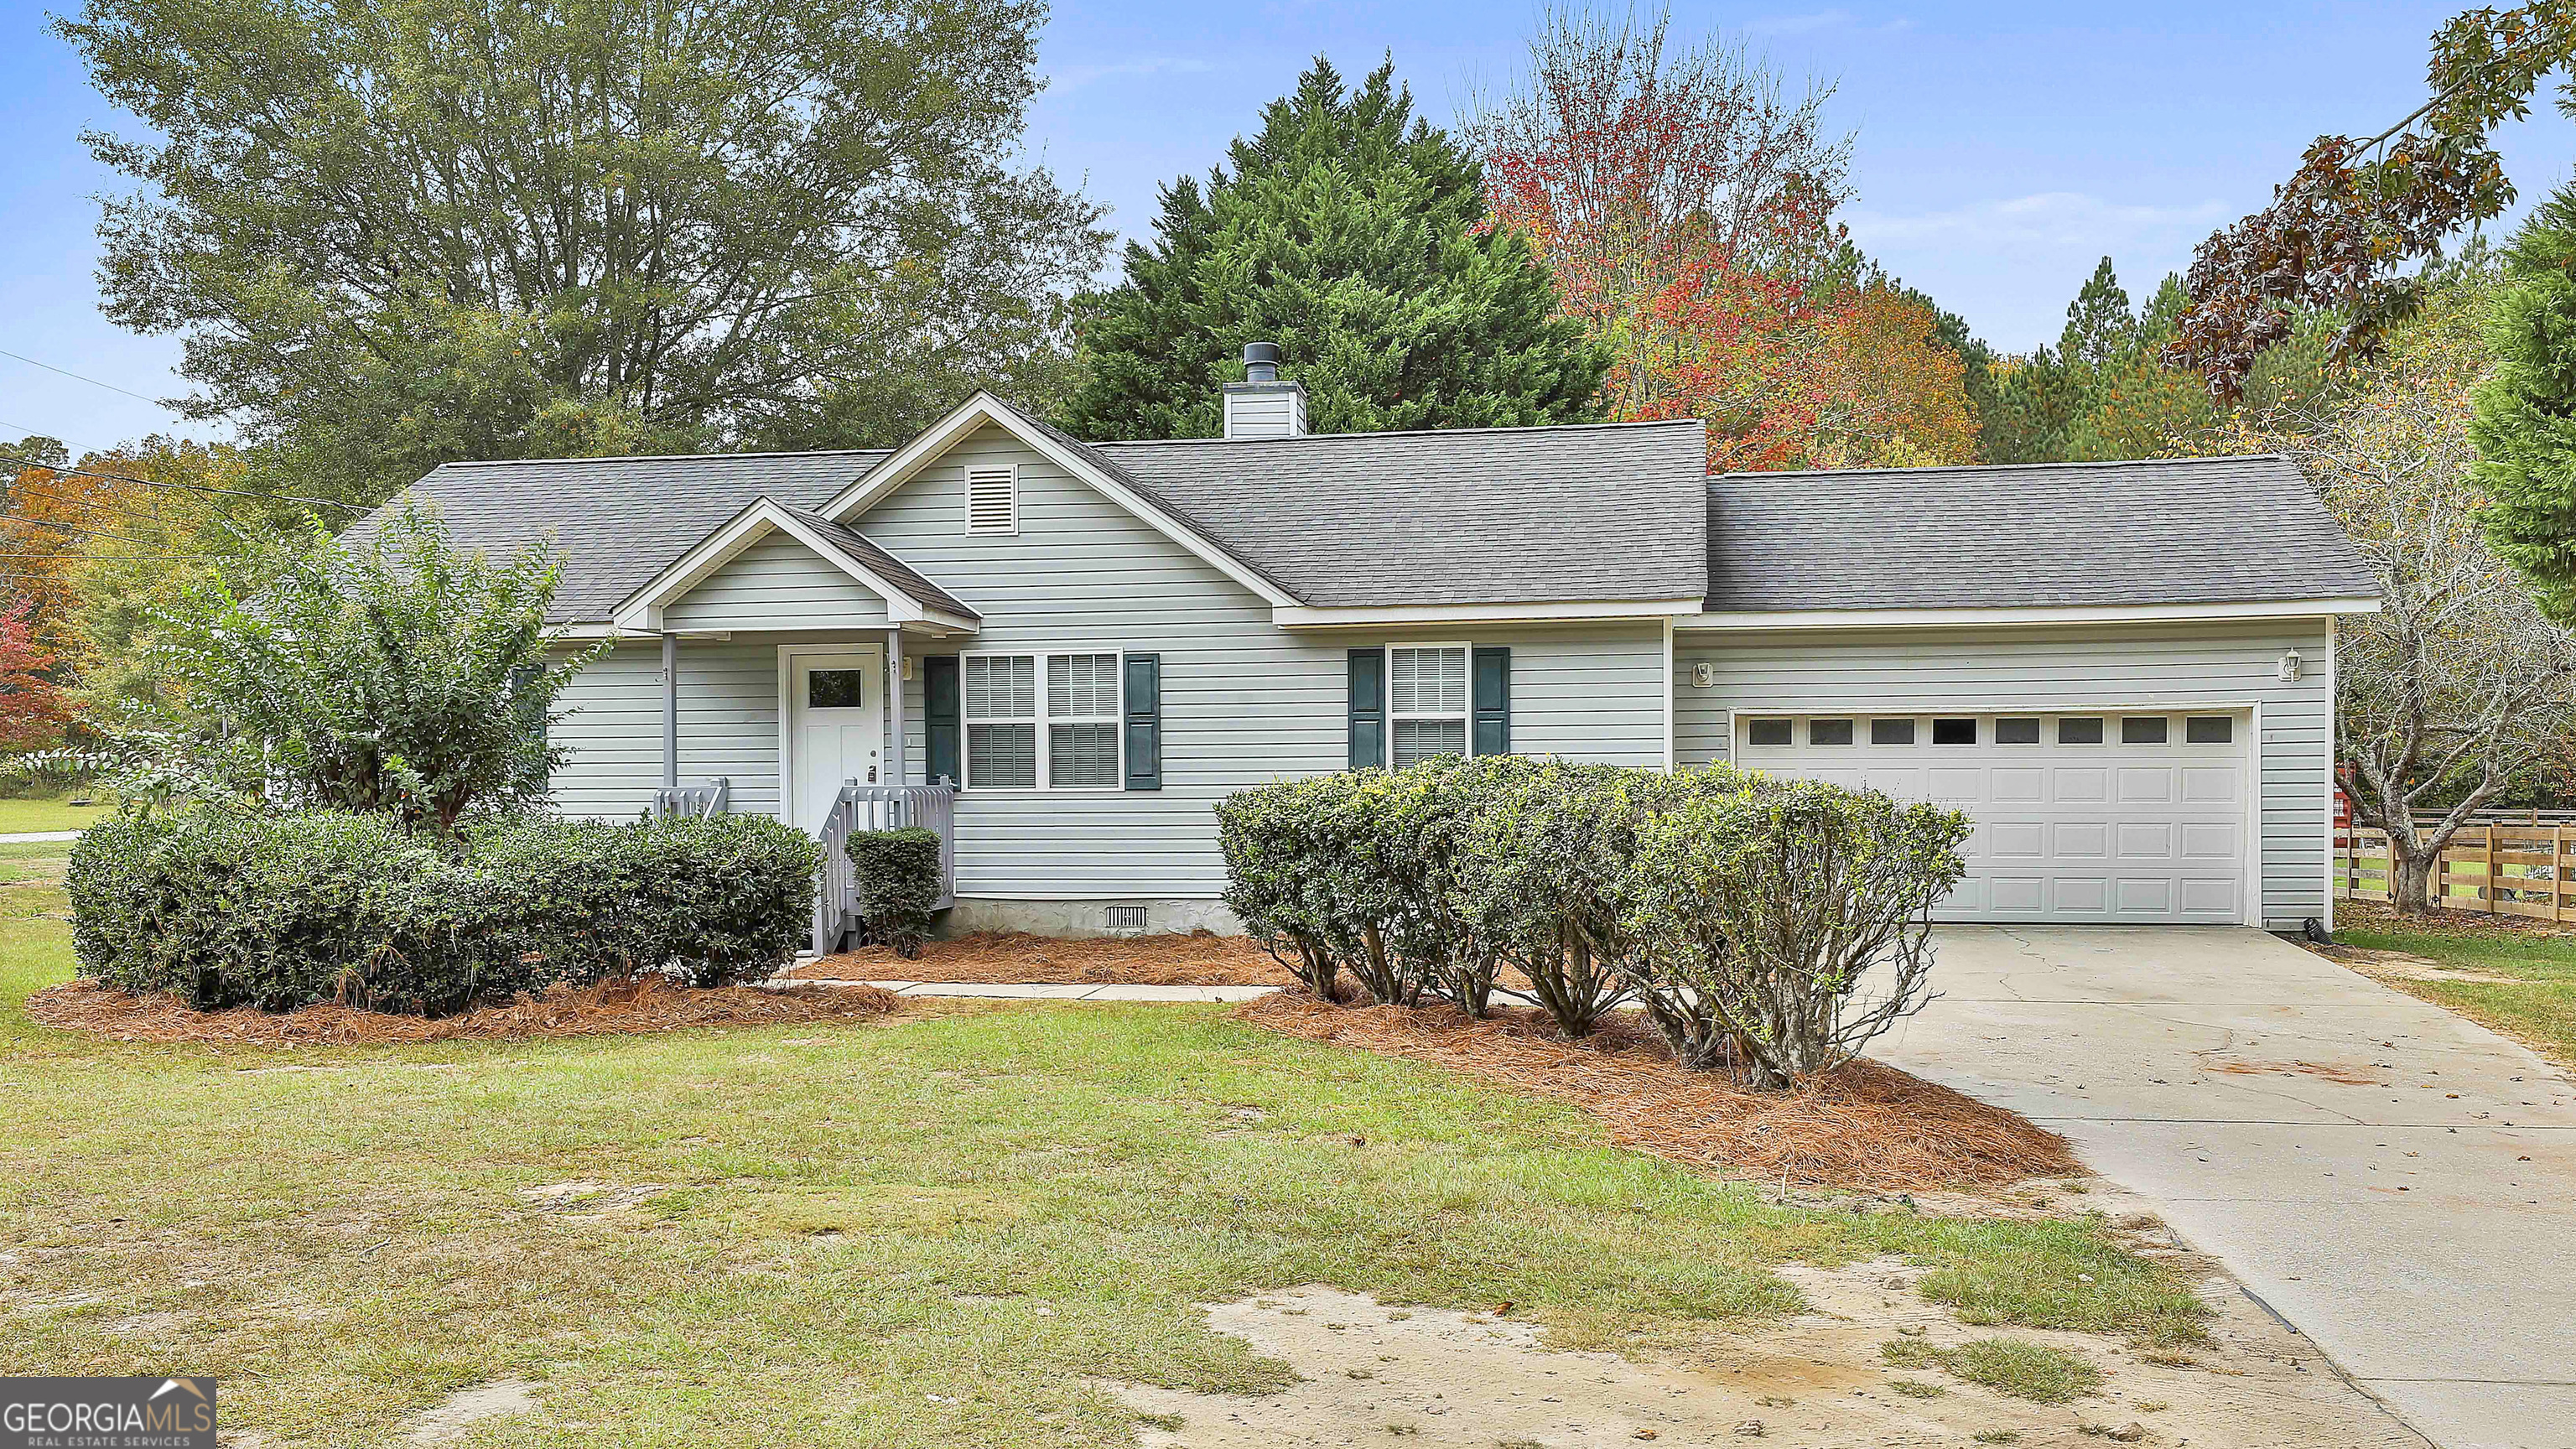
[2059,717,2105,745]
[2122,716,2170,745]
[1747,718,1793,747]
[2187,715,2234,744]
[1996,718,2041,745]
[1871,718,1916,745]
[1809,718,1854,745]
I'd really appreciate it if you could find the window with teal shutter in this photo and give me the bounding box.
[1347,648,1384,770]
[923,655,961,786]
[1472,647,1510,755]
[1124,653,1161,790]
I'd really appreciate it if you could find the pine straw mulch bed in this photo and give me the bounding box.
[1234,993,2081,1192]
[26,975,903,1047]
[790,929,1298,986]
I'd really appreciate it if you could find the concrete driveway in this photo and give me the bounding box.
[1881,926,2576,1449]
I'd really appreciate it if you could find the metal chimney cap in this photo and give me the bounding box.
[1242,341,1280,382]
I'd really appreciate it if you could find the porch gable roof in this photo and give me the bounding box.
[609,496,979,634]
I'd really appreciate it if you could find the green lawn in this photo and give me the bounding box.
[2338,906,2576,1067]
[0,791,111,834]
[0,841,2205,1446]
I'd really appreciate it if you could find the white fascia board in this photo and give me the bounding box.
[608,497,950,632]
[1275,597,1706,629]
[818,392,1301,610]
[1675,597,2384,631]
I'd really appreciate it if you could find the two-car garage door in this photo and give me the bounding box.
[1734,709,2251,924]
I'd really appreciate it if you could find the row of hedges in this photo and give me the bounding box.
[1217,756,1972,1088]
[69,810,822,1015]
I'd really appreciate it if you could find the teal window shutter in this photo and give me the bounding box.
[1472,646,1510,756]
[1348,648,1385,769]
[1124,652,1161,790]
[923,655,962,786]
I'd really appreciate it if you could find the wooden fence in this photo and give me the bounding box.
[2339,824,2576,919]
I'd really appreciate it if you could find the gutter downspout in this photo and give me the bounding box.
[661,631,678,790]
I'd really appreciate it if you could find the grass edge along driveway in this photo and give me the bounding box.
[0,839,2205,1447]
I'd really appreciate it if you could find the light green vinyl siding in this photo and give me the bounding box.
[861,423,1668,899]
[1672,620,2336,929]
[548,638,782,820]
[662,532,891,632]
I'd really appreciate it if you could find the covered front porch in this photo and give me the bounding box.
[613,496,980,952]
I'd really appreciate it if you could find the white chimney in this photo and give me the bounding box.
[1222,341,1309,439]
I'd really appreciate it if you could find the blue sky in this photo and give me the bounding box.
[5,1,2574,457]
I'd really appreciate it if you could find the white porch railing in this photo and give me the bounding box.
[652,778,730,818]
[813,782,958,954]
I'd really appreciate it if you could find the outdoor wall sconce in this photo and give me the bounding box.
[2278,650,2303,682]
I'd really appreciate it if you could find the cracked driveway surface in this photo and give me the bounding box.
[1881,927,2576,1449]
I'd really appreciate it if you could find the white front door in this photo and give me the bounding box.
[787,649,885,832]
[1734,709,2252,925]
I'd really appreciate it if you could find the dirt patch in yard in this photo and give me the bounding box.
[1236,994,2081,1192]
[1110,1266,2414,1448]
[792,929,1297,986]
[26,975,901,1046]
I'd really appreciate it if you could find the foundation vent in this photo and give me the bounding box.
[1105,905,1150,931]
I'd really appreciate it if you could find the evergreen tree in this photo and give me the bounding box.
[2058,257,2137,370]
[1060,57,1607,439]
[2474,184,2576,621]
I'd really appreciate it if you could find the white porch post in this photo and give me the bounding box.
[661,631,678,789]
[886,626,906,787]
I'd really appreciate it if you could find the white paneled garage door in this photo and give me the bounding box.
[1734,710,2251,924]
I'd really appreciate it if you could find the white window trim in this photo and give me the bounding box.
[965,462,1020,536]
[1386,641,1474,769]
[958,647,1126,793]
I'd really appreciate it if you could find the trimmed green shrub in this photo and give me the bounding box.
[846,827,943,958]
[1621,778,1971,1087]
[69,809,822,1014]
[1217,757,1970,1083]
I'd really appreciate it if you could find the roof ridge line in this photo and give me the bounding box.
[1717,453,2291,480]
[432,448,893,469]
[1092,418,1708,447]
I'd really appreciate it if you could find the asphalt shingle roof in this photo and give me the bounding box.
[1704,454,2379,612]
[389,451,886,622]
[1093,419,1711,607]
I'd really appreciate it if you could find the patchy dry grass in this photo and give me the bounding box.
[1886,1336,2106,1403]
[2334,901,2576,1067]
[1,840,2206,1446]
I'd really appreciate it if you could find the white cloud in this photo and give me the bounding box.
[1049,56,1218,91]
[1845,191,2231,251]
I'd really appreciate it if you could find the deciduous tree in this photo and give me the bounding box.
[59,0,1106,502]
[2168,3,2573,397]
[1470,5,1853,468]
[2270,281,2576,911]
[0,595,71,750]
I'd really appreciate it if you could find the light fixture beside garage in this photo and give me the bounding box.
[1691,661,1716,688]
[2278,649,2303,681]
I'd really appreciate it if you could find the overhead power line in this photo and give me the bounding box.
[2,513,173,550]
[0,452,367,514]
[0,346,183,409]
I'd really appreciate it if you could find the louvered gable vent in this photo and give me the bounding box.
[965,464,1017,534]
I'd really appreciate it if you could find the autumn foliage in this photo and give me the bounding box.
[1472,8,1973,471]
[0,595,70,749]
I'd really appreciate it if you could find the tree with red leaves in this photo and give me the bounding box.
[1469,5,1858,469]
[0,594,70,750]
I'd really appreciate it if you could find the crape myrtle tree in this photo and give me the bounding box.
[2270,282,2576,911]
[1059,56,1609,439]
[57,0,1109,504]
[137,506,598,834]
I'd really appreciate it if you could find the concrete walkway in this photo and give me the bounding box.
[1883,926,2576,1449]
[0,830,78,844]
[789,978,1278,1003]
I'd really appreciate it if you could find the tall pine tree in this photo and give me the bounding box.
[1060,57,1607,439]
